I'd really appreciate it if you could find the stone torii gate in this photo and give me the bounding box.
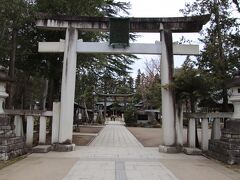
[36,15,209,150]
[93,92,135,119]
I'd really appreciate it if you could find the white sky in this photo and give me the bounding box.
[120,0,200,77]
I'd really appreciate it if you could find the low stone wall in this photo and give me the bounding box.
[0,115,26,161]
[208,119,240,164]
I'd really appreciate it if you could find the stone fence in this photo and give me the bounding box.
[4,102,60,147]
[183,112,233,152]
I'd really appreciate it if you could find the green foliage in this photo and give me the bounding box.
[180,0,240,111]
[0,0,137,109]
[124,106,137,126]
[36,0,136,109]
[0,0,37,71]
[174,58,210,112]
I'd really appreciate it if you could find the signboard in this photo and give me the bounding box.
[109,18,129,48]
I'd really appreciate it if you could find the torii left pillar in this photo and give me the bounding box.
[59,27,78,143]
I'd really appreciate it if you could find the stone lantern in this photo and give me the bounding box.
[0,66,26,161]
[208,72,240,164]
[0,66,9,114]
[228,72,240,119]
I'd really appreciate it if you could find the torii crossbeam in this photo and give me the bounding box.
[36,15,209,149]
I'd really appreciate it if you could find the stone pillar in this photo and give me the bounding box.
[52,102,60,143]
[14,115,23,136]
[148,112,154,122]
[160,27,175,146]
[211,118,221,140]
[59,28,78,143]
[188,118,196,148]
[176,104,183,146]
[26,116,34,146]
[201,118,209,151]
[122,113,125,122]
[93,113,97,122]
[39,116,47,144]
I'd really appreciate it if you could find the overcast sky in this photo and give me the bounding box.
[120,0,200,77]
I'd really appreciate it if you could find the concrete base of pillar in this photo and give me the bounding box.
[53,143,75,152]
[159,145,182,153]
[33,145,52,153]
[183,147,202,155]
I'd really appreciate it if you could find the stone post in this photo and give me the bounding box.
[59,28,78,143]
[52,102,61,143]
[211,118,221,140]
[26,116,34,147]
[188,118,196,148]
[160,27,175,147]
[39,116,47,144]
[176,104,183,146]
[14,115,24,136]
[201,118,209,151]
[122,113,125,122]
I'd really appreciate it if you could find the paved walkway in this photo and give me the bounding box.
[90,122,142,147]
[64,121,177,180]
[0,121,239,180]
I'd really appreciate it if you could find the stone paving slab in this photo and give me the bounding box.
[30,146,205,160]
[0,121,240,180]
[63,161,115,180]
[126,161,178,180]
[90,123,142,148]
[63,123,179,180]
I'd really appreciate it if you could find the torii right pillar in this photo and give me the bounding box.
[160,27,176,147]
[159,16,210,153]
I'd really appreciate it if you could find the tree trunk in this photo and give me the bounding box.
[47,78,54,110]
[222,87,229,111]
[42,79,49,110]
[215,0,229,112]
[84,100,89,123]
[0,21,7,40]
[7,28,17,109]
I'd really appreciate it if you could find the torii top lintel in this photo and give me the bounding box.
[36,15,210,33]
[94,93,135,97]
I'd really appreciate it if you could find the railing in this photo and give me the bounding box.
[4,102,60,147]
[183,112,232,151]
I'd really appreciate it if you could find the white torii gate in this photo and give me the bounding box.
[37,15,209,151]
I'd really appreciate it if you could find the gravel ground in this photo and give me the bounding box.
[127,127,209,147]
[73,126,103,145]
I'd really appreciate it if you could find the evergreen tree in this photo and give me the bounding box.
[181,0,240,111]
[0,0,137,109]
